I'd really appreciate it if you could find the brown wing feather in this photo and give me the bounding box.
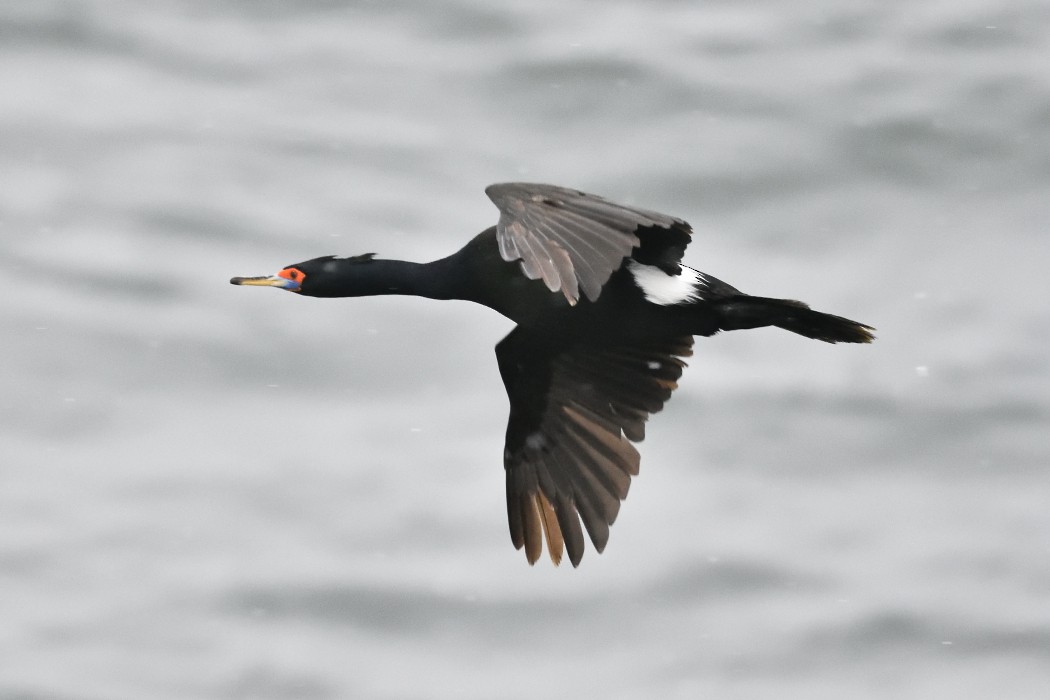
[496,328,694,567]
[486,183,692,305]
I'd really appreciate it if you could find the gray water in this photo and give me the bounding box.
[3,1,1049,698]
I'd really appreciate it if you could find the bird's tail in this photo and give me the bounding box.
[715,296,875,344]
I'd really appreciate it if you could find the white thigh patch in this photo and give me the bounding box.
[627,261,703,305]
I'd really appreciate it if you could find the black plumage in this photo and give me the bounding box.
[232,183,874,566]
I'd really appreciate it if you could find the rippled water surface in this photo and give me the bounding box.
[3,1,1049,698]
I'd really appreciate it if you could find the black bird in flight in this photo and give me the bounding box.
[232,183,874,567]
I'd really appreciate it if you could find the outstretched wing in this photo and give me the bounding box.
[495,327,694,567]
[486,183,693,305]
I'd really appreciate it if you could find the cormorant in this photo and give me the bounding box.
[231,183,874,567]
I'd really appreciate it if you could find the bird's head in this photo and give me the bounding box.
[230,254,377,297]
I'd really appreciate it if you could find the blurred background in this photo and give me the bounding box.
[2,1,1048,698]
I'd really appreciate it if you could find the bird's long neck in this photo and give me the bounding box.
[309,256,466,300]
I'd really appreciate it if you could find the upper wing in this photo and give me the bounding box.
[486,183,693,305]
[495,327,694,567]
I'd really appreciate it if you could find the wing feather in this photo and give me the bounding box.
[496,328,693,566]
[486,183,692,304]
